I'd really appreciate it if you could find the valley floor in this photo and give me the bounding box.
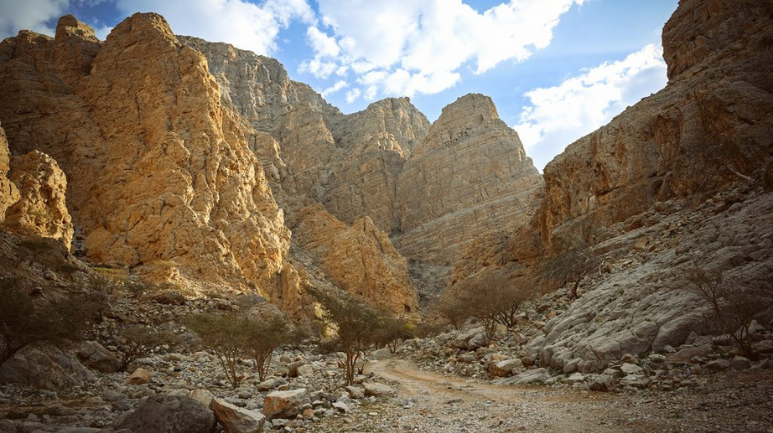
[312,358,773,433]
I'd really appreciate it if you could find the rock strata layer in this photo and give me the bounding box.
[538,0,773,251]
[395,94,542,265]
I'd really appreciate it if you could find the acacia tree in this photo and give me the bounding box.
[244,313,296,382]
[117,326,178,372]
[683,267,762,359]
[185,313,250,389]
[440,270,533,345]
[373,313,413,354]
[307,286,382,386]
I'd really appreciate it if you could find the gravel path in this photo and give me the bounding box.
[308,359,773,433]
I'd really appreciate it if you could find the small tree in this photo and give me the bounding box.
[683,267,763,359]
[373,313,413,354]
[307,286,381,386]
[185,313,250,389]
[441,271,533,345]
[117,325,178,372]
[437,294,469,330]
[0,277,108,366]
[244,314,296,382]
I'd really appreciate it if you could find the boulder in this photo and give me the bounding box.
[494,368,551,385]
[125,368,151,385]
[257,377,287,392]
[488,358,524,377]
[363,382,396,397]
[589,375,615,392]
[211,398,266,433]
[115,395,216,433]
[730,356,751,370]
[188,389,214,407]
[666,346,713,364]
[263,389,308,419]
[0,345,95,390]
[76,340,122,373]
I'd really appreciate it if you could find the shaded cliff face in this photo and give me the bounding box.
[395,94,543,265]
[538,0,773,251]
[290,204,419,315]
[453,0,773,373]
[0,14,290,294]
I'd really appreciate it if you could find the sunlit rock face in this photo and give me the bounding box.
[0,14,290,296]
[395,94,543,265]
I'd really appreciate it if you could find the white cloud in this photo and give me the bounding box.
[0,0,69,38]
[513,44,668,170]
[0,0,315,55]
[321,79,348,97]
[307,26,339,57]
[345,88,361,103]
[113,0,314,55]
[305,0,586,100]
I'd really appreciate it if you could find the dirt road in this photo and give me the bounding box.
[308,359,773,433]
[354,359,616,432]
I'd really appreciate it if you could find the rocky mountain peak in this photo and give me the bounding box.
[55,14,99,41]
[413,93,501,158]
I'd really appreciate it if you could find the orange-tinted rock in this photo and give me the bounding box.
[4,150,73,248]
[292,204,418,315]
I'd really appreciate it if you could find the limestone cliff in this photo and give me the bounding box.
[457,0,773,372]
[4,151,73,248]
[324,98,430,232]
[0,14,290,295]
[538,0,773,251]
[395,94,543,265]
[291,204,418,315]
[0,125,20,222]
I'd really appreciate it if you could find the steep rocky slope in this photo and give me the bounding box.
[453,0,773,371]
[538,0,773,251]
[0,14,424,317]
[290,204,418,315]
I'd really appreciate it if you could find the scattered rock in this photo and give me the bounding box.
[211,398,266,433]
[125,368,151,385]
[263,389,308,419]
[115,395,216,433]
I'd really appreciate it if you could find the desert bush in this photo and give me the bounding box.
[0,277,109,366]
[441,270,533,345]
[412,321,446,339]
[185,313,250,389]
[373,314,413,353]
[117,325,179,372]
[306,286,382,385]
[243,313,297,382]
[437,294,469,330]
[682,267,763,359]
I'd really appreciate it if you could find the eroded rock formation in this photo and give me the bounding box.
[395,94,543,265]
[4,151,73,248]
[538,0,773,251]
[0,125,20,221]
[0,14,290,296]
[291,204,418,315]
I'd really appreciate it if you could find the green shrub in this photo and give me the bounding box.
[117,325,179,372]
[185,313,250,389]
[307,286,382,385]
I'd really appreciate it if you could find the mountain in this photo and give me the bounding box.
[0,0,770,336]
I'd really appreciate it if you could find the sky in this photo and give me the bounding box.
[0,0,678,170]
